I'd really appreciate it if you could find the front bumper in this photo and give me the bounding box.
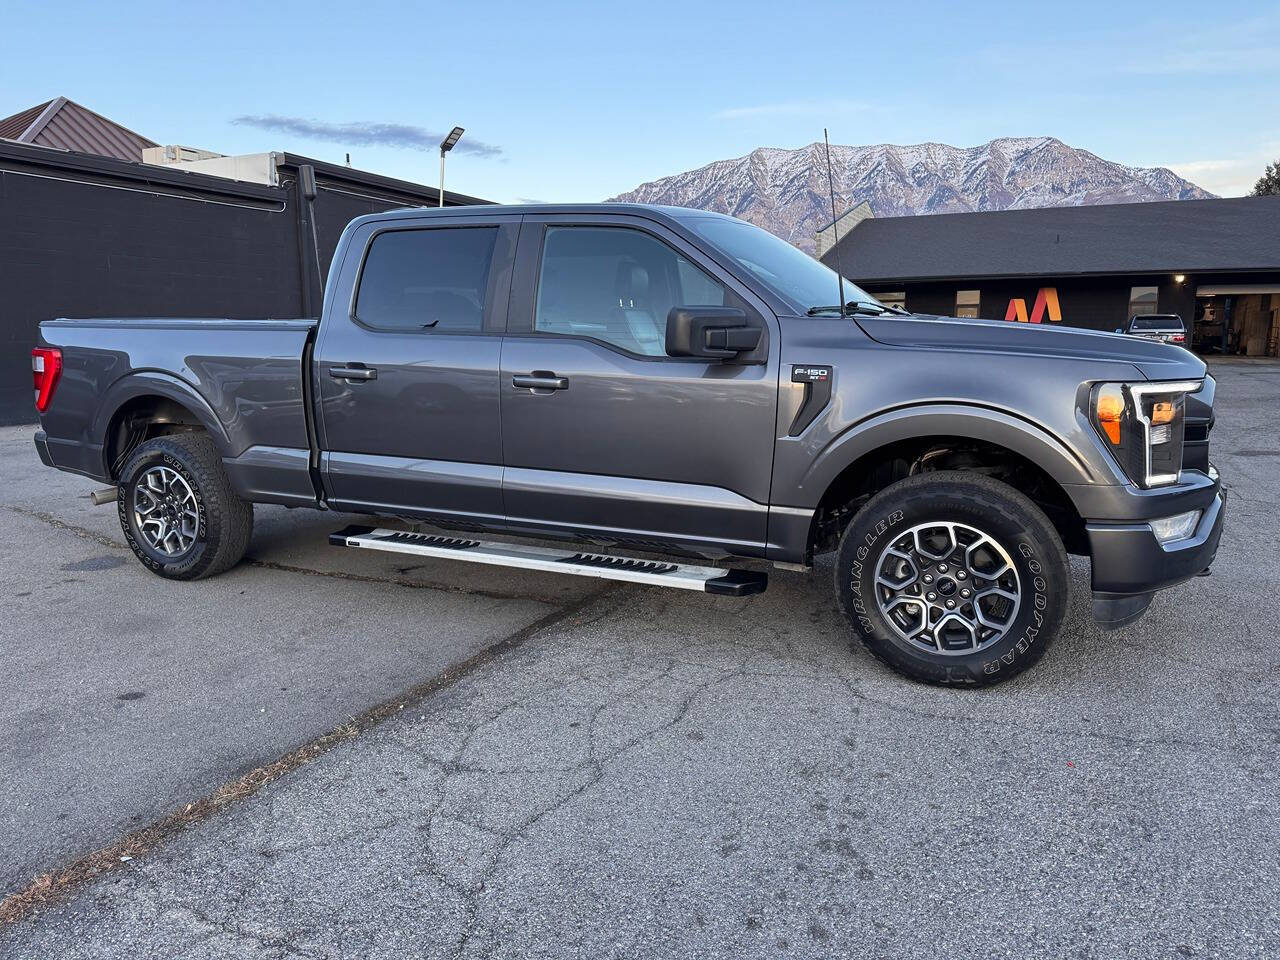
[1087,469,1225,629]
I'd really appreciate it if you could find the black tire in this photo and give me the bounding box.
[117,433,253,580]
[835,471,1068,687]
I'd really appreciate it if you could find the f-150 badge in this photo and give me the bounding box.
[792,365,831,383]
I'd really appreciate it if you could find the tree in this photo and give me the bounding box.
[1253,160,1280,196]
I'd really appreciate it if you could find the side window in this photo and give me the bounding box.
[355,227,497,332]
[535,226,728,356]
[676,256,727,308]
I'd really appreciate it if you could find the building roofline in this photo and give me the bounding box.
[17,96,67,143]
[814,200,872,234]
[0,139,496,208]
[855,193,1258,229]
[0,138,285,201]
[8,96,160,151]
[853,265,1280,285]
[276,152,492,206]
[824,194,1280,280]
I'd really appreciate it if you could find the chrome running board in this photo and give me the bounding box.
[328,526,767,596]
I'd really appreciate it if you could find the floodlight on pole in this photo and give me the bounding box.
[438,126,464,207]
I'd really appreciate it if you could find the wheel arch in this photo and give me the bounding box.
[802,406,1093,559]
[96,373,232,480]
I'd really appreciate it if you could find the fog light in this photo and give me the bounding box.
[1151,510,1201,544]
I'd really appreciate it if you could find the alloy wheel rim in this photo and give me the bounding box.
[872,521,1021,655]
[133,466,200,557]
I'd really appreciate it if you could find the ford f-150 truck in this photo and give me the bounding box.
[31,204,1224,686]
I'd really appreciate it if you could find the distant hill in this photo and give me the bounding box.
[609,136,1215,253]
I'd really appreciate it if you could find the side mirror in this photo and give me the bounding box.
[666,307,761,360]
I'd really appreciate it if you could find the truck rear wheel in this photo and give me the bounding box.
[117,433,253,580]
[835,471,1068,687]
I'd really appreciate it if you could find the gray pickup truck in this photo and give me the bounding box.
[32,203,1224,686]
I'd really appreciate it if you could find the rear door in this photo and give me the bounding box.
[500,213,779,556]
[314,213,518,526]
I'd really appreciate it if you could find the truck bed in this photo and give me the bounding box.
[36,317,318,502]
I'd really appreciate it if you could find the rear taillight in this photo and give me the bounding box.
[32,347,62,413]
[1172,334,1185,343]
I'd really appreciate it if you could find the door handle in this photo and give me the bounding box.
[512,373,568,391]
[329,365,378,382]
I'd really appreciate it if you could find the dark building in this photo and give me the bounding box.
[820,196,1280,358]
[0,102,488,425]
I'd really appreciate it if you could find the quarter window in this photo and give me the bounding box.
[355,227,497,332]
[1128,286,1159,317]
[535,226,727,357]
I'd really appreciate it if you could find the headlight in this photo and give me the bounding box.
[1090,380,1202,488]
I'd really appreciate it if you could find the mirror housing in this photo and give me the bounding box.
[666,307,761,361]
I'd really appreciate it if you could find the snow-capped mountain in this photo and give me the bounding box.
[608,137,1215,253]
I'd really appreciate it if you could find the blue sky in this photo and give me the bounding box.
[2,0,1276,202]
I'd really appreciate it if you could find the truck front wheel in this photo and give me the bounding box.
[835,471,1068,687]
[117,433,254,580]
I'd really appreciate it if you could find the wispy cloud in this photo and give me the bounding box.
[1161,140,1280,197]
[1114,46,1280,76]
[712,99,870,121]
[230,115,503,158]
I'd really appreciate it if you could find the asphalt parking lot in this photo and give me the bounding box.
[2,358,1277,958]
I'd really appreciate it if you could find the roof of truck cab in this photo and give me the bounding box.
[350,203,735,224]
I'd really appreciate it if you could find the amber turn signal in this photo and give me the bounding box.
[1150,400,1174,425]
[1095,385,1124,444]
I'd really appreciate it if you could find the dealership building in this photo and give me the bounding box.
[0,97,487,425]
[819,196,1280,357]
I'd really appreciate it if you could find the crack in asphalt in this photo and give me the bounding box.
[134,869,329,960]
[7,567,1277,955]
[240,599,862,960]
[1,505,126,550]
[442,658,748,959]
[0,578,616,929]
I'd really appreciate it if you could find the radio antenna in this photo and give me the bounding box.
[823,128,847,316]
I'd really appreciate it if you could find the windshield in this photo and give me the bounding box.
[684,216,881,315]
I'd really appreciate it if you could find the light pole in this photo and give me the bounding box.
[438,126,464,207]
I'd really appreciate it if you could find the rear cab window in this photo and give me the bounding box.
[355,227,498,332]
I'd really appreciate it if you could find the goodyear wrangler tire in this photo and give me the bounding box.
[118,433,253,581]
[835,471,1068,687]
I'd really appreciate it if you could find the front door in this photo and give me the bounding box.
[500,215,779,556]
[314,214,518,527]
